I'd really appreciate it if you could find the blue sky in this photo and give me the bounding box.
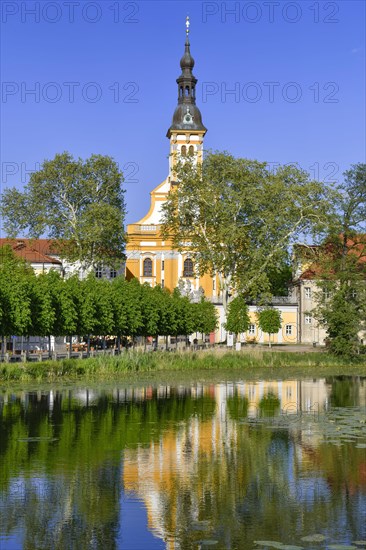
[1,0,365,225]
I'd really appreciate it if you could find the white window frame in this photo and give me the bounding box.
[305,287,311,299]
[248,324,256,335]
[305,314,312,325]
[285,324,292,335]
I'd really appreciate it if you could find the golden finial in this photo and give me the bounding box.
[186,15,190,36]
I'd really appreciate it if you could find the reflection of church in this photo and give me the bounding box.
[122,379,333,547]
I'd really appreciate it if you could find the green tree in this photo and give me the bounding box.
[191,298,217,337]
[29,270,61,356]
[80,276,114,352]
[314,163,366,357]
[225,295,250,342]
[0,245,34,352]
[161,152,329,312]
[111,277,129,351]
[123,278,143,344]
[0,152,126,269]
[60,275,82,353]
[257,307,282,348]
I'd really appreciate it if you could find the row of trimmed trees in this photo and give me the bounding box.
[0,246,217,353]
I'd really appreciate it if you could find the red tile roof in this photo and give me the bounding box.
[0,238,62,265]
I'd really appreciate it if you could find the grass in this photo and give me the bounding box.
[1,349,366,383]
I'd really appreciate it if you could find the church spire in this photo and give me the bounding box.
[167,17,206,137]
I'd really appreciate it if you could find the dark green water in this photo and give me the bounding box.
[1,376,366,549]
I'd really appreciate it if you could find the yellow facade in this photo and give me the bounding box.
[126,133,218,298]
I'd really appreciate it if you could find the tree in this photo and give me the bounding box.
[224,296,250,342]
[0,245,34,353]
[111,277,129,351]
[80,276,114,352]
[313,163,366,357]
[257,307,282,348]
[161,152,330,312]
[191,298,217,337]
[29,270,61,357]
[0,152,126,269]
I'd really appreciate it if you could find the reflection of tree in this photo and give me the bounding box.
[258,393,280,417]
[0,387,215,548]
[227,392,249,420]
[1,383,365,548]
[327,376,360,407]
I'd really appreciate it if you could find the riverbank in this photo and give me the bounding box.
[1,349,366,383]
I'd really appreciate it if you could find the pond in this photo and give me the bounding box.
[1,376,366,549]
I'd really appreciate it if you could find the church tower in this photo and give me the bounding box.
[167,16,207,180]
[125,18,215,305]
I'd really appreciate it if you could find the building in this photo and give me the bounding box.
[0,238,124,280]
[0,238,63,275]
[125,20,302,345]
[126,18,217,301]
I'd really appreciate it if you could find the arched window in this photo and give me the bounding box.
[181,145,187,156]
[183,258,194,277]
[143,258,153,277]
[179,86,183,97]
[185,86,190,97]
[188,145,194,155]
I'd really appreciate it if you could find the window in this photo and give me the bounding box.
[322,287,330,299]
[185,86,190,96]
[179,86,183,97]
[188,145,194,155]
[143,258,153,277]
[350,288,357,299]
[95,266,102,278]
[183,257,194,277]
[286,386,293,399]
[110,268,117,279]
[305,314,312,325]
[161,260,165,271]
[248,324,255,335]
[305,287,311,299]
[285,324,292,335]
[181,145,187,157]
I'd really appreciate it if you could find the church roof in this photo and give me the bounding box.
[167,17,207,136]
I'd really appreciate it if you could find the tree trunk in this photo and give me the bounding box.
[87,334,91,357]
[48,335,52,358]
[269,334,272,348]
[117,335,121,354]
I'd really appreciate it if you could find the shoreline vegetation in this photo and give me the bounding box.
[1,349,366,383]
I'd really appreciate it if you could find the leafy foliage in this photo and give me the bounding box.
[161,152,330,310]
[0,247,217,344]
[313,164,366,357]
[225,296,250,338]
[257,308,282,347]
[0,152,126,268]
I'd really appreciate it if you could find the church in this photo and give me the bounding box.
[124,19,324,347]
[125,18,218,303]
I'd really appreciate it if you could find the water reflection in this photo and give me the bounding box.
[1,378,366,549]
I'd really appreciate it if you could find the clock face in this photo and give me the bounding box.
[184,113,193,124]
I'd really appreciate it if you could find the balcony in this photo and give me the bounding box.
[128,224,159,234]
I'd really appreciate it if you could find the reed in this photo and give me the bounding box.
[1,349,366,382]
